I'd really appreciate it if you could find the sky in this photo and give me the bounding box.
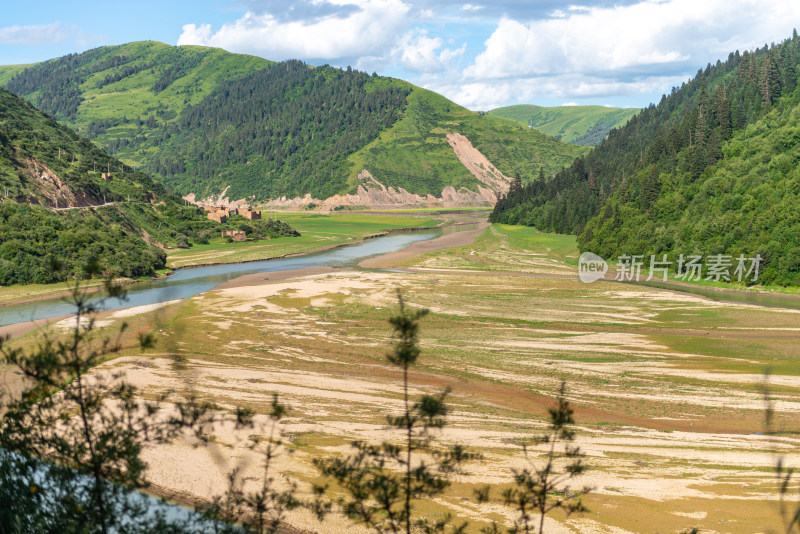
[1,0,800,110]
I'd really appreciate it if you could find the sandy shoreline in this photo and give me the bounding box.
[358,221,490,268]
[0,301,183,342]
[0,314,74,341]
[213,266,341,290]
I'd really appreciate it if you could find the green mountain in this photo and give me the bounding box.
[492,32,800,286]
[0,42,587,203]
[0,87,295,285]
[489,104,639,146]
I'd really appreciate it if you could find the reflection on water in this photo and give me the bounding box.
[0,229,439,327]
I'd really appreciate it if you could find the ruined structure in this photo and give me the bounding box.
[239,208,261,220]
[221,230,247,241]
[207,211,227,223]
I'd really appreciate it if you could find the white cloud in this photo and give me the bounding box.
[0,22,89,46]
[177,0,800,110]
[561,102,578,106]
[465,0,800,80]
[178,0,412,62]
[426,74,684,110]
[395,30,465,73]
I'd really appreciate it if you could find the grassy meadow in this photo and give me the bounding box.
[489,104,639,145]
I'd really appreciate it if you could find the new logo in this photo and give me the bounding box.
[578,252,608,283]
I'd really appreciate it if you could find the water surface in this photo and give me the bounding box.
[0,229,440,327]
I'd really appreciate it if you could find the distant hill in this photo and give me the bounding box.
[0,42,587,206]
[492,32,800,286]
[0,87,295,285]
[489,104,639,146]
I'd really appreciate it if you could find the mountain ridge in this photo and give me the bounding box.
[0,42,588,207]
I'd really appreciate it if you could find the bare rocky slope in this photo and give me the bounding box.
[188,134,513,210]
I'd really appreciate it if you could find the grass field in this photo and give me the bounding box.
[0,279,108,305]
[398,223,580,273]
[489,104,640,145]
[166,212,444,268]
[8,223,800,533]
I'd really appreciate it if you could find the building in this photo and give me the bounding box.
[207,211,227,223]
[221,230,247,241]
[101,173,112,181]
[239,208,262,220]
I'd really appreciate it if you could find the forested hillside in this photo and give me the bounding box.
[0,88,296,285]
[149,61,411,199]
[0,42,586,202]
[489,104,639,145]
[492,31,800,285]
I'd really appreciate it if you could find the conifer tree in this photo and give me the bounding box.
[477,382,590,534]
[313,291,475,534]
[0,266,223,533]
[640,166,661,211]
[761,54,782,107]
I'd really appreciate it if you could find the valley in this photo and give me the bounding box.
[4,218,797,533]
[0,18,799,534]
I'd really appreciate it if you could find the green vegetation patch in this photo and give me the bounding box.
[489,104,639,146]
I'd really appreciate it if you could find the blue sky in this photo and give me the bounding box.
[2,0,799,110]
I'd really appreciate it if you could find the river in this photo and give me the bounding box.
[0,228,443,327]
[3,222,798,327]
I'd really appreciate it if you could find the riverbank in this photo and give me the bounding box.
[0,211,452,311]
[358,221,490,269]
[0,225,464,338]
[212,266,341,290]
[0,313,72,342]
[172,224,444,271]
[165,212,446,269]
[0,272,176,308]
